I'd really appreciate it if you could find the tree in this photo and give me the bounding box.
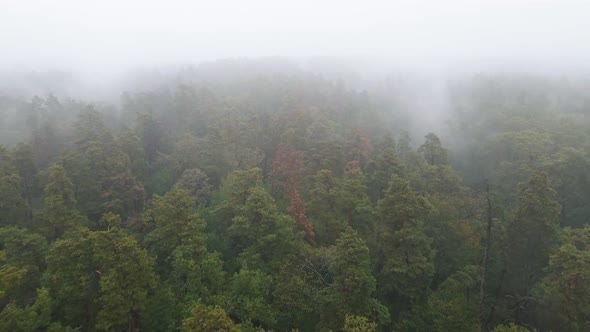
[144,189,223,312]
[542,147,590,227]
[427,265,482,331]
[0,146,29,227]
[418,133,448,166]
[45,223,157,331]
[195,128,231,187]
[228,186,299,271]
[91,225,157,331]
[366,134,404,202]
[272,144,314,243]
[376,175,434,309]
[42,164,85,240]
[182,303,241,332]
[287,186,315,245]
[219,269,276,328]
[307,169,344,246]
[218,168,263,211]
[493,171,561,326]
[338,161,373,235]
[116,128,149,181]
[85,140,145,218]
[0,227,47,306]
[343,314,377,332]
[135,112,167,164]
[0,173,28,227]
[73,107,112,149]
[0,288,55,331]
[144,189,207,271]
[0,251,25,301]
[491,323,536,332]
[11,143,39,206]
[347,132,372,168]
[31,120,61,168]
[173,168,212,207]
[272,253,324,330]
[321,227,389,330]
[533,226,590,330]
[504,172,560,297]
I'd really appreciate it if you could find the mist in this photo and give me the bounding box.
[2,0,590,165]
[3,0,590,106]
[3,0,590,70]
[2,2,590,331]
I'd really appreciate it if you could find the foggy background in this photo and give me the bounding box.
[2,0,590,73]
[2,0,590,143]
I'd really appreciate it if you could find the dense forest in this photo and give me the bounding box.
[1,61,590,331]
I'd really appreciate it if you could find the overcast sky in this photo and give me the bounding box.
[1,0,589,73]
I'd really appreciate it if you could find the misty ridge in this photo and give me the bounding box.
[1,57,589,173]
[2,1,590,331]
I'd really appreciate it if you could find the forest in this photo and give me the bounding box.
[1,60,590,332]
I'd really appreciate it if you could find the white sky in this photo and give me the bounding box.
[1,0,589,72]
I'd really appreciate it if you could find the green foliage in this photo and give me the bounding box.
[272,255,324,330]
[147,167,175,196]
[534,226,590,330]
[0,174,28,224]
[0,288,54,332]
[321,227,389,330]
[0,227,47,304]
[219,269,276,328]
[367,134,404,202]
[45,225,157,330]
[182,302,241,331]
[376,175,434,307]
[504,171,560,295]
[42,163,86,239]
[418,133,448,166]
[174,168,212,207]
[307,169,345,245]
[339,162,373,236]
[491,323,537,332]
[1,69,590,331]
[144,188,206,266]
[427,265,481,331]
[85,140,145,217]
[343,314,377,332]
[229,186,298,271]
[116,128,149,181]
[0,250,26,300]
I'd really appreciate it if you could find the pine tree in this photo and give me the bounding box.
[376,175,434,309]
[42,164,85,240]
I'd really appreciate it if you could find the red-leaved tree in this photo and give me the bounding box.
[272,144,315,244]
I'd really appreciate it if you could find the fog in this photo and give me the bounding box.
[2,0,590,140]
[3,3,590,331]
[2,0,590,73]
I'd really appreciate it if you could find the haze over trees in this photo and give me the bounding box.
[0,59,589,331]
[2,0,590,329]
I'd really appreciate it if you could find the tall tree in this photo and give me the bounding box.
[45,220,157,331]
[502,171,560,323]
[307,169,344,246]
[534,226,590,331]
[42,164,85,240]
[173,168,212,207]
[320,227,389,330]
[418,133,448,166]
[376,175,434,311]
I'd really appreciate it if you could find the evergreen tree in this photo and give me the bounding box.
[376,175,434,311]
[321,227,389,330]
[42,164,85,240]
